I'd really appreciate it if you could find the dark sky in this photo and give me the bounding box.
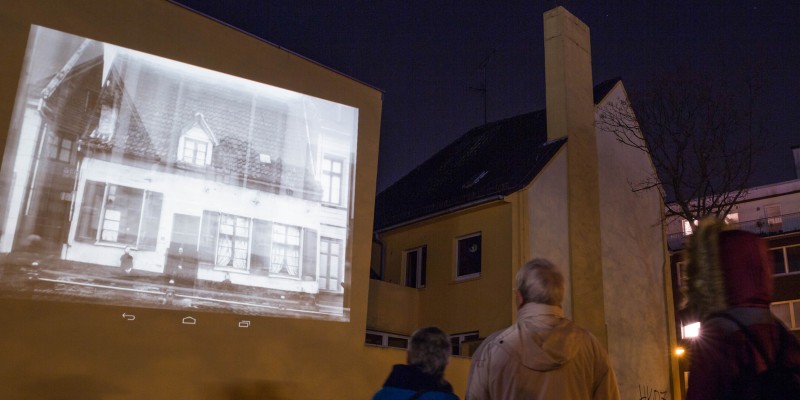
[171,1,799,193]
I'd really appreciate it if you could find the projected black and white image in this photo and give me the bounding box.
[0,26,358,321]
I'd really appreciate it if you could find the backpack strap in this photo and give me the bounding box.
[713,312,779,367]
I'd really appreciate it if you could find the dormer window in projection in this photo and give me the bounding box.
[178,113,217,166]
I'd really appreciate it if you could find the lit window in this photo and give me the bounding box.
[181,138,209,166]
[270,223,301,277]
[404,246,427,288]
[319,237,342,291]
[76,181,162,249]
[683,322,701,338]
[682,219,695,236]
[46,134,73,163]
[217,214,250,270]
[456,233,481,279]
[725,212,739,226]
[322,156,343,205]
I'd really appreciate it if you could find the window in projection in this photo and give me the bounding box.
[0,25,358,321]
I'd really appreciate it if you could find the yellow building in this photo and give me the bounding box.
[370,7,679,399]
[0,1,408,399]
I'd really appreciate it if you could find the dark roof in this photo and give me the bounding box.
[374,78,621,231]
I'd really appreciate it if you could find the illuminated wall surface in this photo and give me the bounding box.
[0,1,404,399]
[2,25,359,321]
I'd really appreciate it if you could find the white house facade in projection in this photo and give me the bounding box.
[0,26,358,320]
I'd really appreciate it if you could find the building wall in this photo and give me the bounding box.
[0,1,399,399]
[594,83,675,399]
[371,201,514,338]
[524,146,573,317]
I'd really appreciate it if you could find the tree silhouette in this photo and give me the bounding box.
[599,73,765,231]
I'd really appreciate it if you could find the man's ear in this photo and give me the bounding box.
[516,290,524,309]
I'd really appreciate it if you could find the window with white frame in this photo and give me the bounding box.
[403,246,427,288]
[216,214,250,270]
[181,137,209,166]
[450,331,480,356]
[365,330,409,349]
[682,219,695,236]
[270,223,302,277]
[771,244,800,275]
[199,213,311,276]
[770,299,800,330]
[76,181,162,249]
[456,233,482,279]
[319,237,342,291]
[321,156,344,205]
[46,133,73,163]
[177,121,214,166]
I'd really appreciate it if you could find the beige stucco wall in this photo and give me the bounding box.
[0,1,406,399]
[372,202,514,338]
[595,83,675,399]
[524,146,573,318]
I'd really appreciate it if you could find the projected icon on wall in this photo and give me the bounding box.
[0,26,358,322]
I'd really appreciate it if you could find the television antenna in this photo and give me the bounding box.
[468,48,496,125]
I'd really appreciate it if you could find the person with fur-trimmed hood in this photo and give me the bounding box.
[684,217,800,399]
[466,258,619,400]
[372,326,460,400]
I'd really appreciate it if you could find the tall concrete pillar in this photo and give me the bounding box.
[543,6,607,346]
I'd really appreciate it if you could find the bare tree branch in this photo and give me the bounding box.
[598,73,766,230]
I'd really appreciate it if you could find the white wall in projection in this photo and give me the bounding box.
[0,25,358,321]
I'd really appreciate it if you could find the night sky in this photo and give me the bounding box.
[171,1,799,193]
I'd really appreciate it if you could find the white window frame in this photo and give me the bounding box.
[770,299,800,330]
[321,155,344,205]
[450,331,480,356]
[771,244,800,275]
[269,223,302,278]
[177,126,214,166]
[403,246,427,289]
[365,330,409,349]
[319,237,343,292]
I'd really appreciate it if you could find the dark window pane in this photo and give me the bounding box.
[405,250,418,288]
[420,246,427,287]
[365,333,383,346]
[787,246,800,273]
[771,249,786,275]
[457,234,482,277]
[387,337,408,349]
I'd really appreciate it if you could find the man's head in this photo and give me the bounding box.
[407,326,451,378]
[515,258,565,308]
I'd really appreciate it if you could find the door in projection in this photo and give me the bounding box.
[168,214,200,288]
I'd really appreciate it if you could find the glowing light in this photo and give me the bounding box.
[674,347,685,356]
[683,322,701,338]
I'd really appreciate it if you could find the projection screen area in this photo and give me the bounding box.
[0,25,359,321]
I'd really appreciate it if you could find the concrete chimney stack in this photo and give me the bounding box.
[543,7,607,346]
